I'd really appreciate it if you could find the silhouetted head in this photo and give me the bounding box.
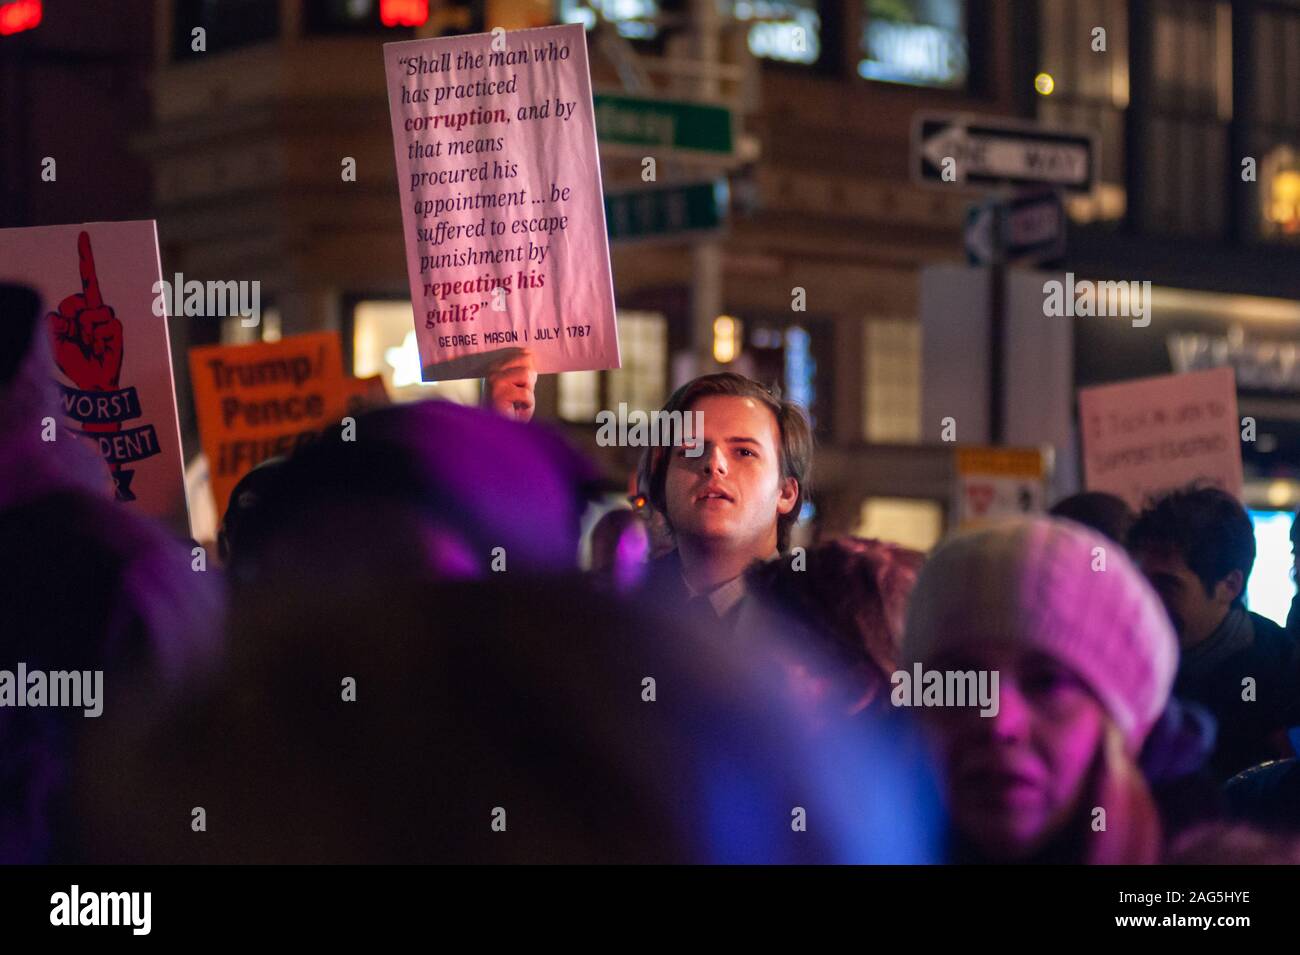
[230,400,600,589]
[748,537,923,717]
[1129,486,1255,646]
[217,456,287,566]
[0,282,109,509]
[1049,491,1135,544]
[588,506,650,580]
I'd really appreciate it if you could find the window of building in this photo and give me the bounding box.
[220,307,281,345]
[1035,0,1128,224]
[1139,0,1232,237]
[859,0,968,89]
[854,496,944,552]
[262,309,283,342]
[1260,145,1300,238]
[560,0,662,40]
[1152,0,1231,120]
[783,325,816,420]
[172,0,280,60]
[351,300,480,405]
[607,310,669,411]
[1251,2,1300,131]
[1247,3,1300,243]
[558,310,668,421]
[558,369,601,421]
[730,0,825,66]
[727,315,830,435]
[864,319,920,443]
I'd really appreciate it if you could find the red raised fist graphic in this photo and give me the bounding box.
[48,232,124,393]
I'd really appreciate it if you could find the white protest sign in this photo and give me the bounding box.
[954,447,1046,528]
[0,220,189,536]
[383,23,620,381]
[1078,367,1244,510]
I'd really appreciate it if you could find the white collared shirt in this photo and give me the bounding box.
[682,550,781,619]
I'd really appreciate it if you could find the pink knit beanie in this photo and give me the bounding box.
[902,517,1178,753]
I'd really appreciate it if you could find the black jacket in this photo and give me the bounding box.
[1174,607,1300,780]
[641,549,747,636]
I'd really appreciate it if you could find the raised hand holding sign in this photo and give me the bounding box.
[482,347,538,422]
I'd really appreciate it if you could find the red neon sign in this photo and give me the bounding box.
[381,0,429,28]
[0,0,42,37]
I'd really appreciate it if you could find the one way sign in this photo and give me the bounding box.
[965,190,1066,266]
[913,113,1095,192]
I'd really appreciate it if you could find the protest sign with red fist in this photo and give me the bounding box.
[0,221,189,534]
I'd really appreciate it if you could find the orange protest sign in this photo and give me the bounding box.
[349,374,391,411]
[189,332,357,519]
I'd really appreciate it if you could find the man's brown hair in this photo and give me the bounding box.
[639,373,813,552]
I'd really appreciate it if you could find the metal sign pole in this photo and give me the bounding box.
[988,198,1007,445]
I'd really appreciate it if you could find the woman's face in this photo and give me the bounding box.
[923,643,1107,861]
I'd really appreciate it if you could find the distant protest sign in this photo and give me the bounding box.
[0,221,188,536]
[1078,367,1244,509]
[383,22,620,381]
[954,446,1046,528]
[189,332,365,517]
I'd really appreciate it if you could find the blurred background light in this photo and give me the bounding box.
[713,315,740,364]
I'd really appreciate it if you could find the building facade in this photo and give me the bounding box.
[9,0,1300,547]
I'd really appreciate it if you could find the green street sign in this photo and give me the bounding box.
[604,181,728,242]
[593,93,733,156]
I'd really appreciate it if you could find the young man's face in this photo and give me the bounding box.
[1132,545,1238,648]
[663,394,798,555]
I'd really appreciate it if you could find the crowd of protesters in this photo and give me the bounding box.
[4,279,1300,864]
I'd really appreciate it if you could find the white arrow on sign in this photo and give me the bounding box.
[964,204,996,264]
[923,124,1090,187]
